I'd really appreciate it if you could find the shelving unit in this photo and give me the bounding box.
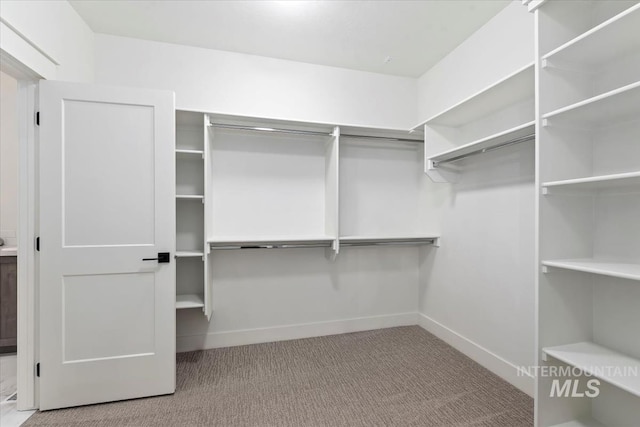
[536,1,640,425]
[175,111,211,319]
[421,63,535,183]
[174,111,437,344]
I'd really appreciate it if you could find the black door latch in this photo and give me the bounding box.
[142,252,170,263]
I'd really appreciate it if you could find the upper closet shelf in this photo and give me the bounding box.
[542,259,640,281]
[543,341,640,398]
[543,171,640,193]
[542,81,640,127]
[542,4,640,69]
[415,63,534,129]
[428,121,535,165]
[425,121,535,183]
[208,235,335,249]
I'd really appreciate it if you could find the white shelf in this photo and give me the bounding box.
[176,294,205,310]
[176,149,204,156]
[543,342,640,398]
[340,235,439,245]
[542,4,640,68]
[550,418,606,427]
[416,63,534,128]
[176,195,204,200]
[542,81,640,127]
[427,121,535,164]
[175,251,204,258]
[543,171,640,191]
[208,235,335,247]
[542,259,640,281]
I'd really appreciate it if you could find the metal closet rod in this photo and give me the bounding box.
[433,134,535,167]
[210,243,331,250]
[208,122,423,143]
[341,240,437,247]
[209,240,438,250]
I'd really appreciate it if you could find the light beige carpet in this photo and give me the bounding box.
[23,326,533,426]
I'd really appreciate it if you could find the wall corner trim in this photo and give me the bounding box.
[176,312,418,353]
[417,313,534,397]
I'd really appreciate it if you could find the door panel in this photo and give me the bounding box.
[39,81,175,410]
[63,100,155,247]
[62,273,156,362]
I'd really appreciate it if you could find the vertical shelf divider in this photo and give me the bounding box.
[203,114,213,320]
[325,126,340,259]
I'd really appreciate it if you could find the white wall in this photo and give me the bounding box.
[178,247,421,351]
[0,0,94,82]
[417,1,536,395]
[94,34,417,129]
[0,71,19,247]
[416,2,534,125]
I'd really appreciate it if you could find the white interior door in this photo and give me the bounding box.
[38,81,175,410]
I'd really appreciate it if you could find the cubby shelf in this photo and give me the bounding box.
[542,81,640,127]
[549,417,606,427]
[176,294,205,310]
[542,259,640,281]
[543,171,640,192]
[415,63,534,128]
[176,149,204,156]
[542,4,640,68]
[543,341,640,398]
[175,251,204,258]
[427,121,535,165]
[208,235,335,248]
[176,195,204,200]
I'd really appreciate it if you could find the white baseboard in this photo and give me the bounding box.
[418,313,534,397]
[177,312,418,353]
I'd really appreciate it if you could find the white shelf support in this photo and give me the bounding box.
[425,159,459,183]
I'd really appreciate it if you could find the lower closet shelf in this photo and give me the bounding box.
[543,342,640,398]
[549,418,605,427]
[175,251,204,258]
[542,259,640,281]
[176,294,205,310]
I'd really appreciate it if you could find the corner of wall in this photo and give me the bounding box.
[0,0,95,83]
[416,0,534,122]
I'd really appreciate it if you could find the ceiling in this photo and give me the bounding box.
[70,0,509,78]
